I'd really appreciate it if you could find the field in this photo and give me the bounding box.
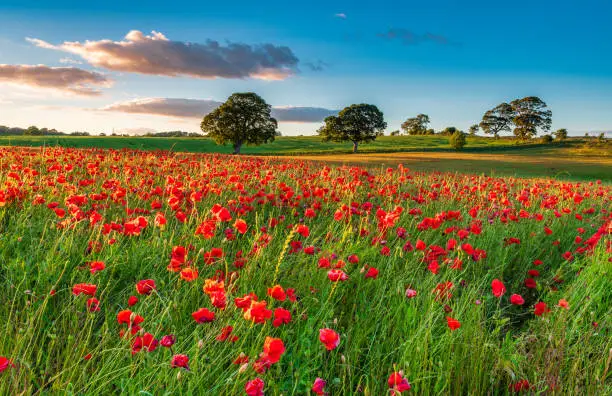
[0,146,610,395]
[1,135,610,181]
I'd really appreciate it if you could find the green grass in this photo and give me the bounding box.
[0,134,595,154]
[0,147,610,395]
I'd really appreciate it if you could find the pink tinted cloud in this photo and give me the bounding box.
[28,30,299,80]
[0,64,111,96]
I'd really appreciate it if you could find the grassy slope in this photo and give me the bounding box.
[1,135,610,181]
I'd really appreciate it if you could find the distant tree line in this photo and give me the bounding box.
[0,125,203,138]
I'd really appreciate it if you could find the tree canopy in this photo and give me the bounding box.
[317,103,386,153]
[401,114,430,135]
[200,92,278,154]
[479,103,513,138]
[510,96,552,140]
[554,128,568,141]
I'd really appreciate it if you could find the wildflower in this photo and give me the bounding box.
[319,328,340,350]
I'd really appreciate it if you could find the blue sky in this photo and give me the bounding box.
[0,0,611,135]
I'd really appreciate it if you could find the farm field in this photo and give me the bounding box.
[1,135,610,181]
[0,146,610,394]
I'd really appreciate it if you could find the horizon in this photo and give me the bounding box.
[1,1,611,137]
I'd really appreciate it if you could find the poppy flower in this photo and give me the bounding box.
[534,302,550,316]
[0,356,15,373]
[135,279,156,295]
[319,328,340,351]
[262,337,285,363]
[388,371,411,392]
[192,308,215,323]
[272,307,292,327]
[405,288,418,298]
[216,326,238,342]
[245,378,265,396]
[171,354,189,369]
[446,316,461,331]
[327,269,348,282]
[557,299,569,309]
[312,377,327,395]
[267,285,286,301]
[132,333,158,354]
[88,261,106,274]
[491,279,506,298]
[161,335,176,347]
[72,283,97,296]
[364,267,379,279]
[234,219,248,234]
[127,296,138,306]
[244,300,272,324]
[510,294,525,305]
[180,267,199,282]
[86,297,100,312]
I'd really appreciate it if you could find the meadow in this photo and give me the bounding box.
[0,146,610,395]
[0,135,610,181]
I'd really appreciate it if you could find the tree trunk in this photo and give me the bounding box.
[352,141,358,153]
[233,141,242,154]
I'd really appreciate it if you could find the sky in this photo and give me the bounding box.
[0,0,611,136]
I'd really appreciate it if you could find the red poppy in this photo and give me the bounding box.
[161,335,176,347]
[0,356,15,373]
[327,269,348,282]
[180,267,199,282]
[319,328,340,350]
[267,285,286,301]
[88,261,106,274]
[86,297,100,312]
[135,279,156,295]
[262,337,285,363]
[127,296,138,306]
[245,378,265,396]
[534,301,550,316]
[272,307,292,327]
[171,354,189,369]
[244,300,272,324]
[388,371,411,392]
[72,283,97,296]
[491,279,506,298]
[510,294,525,305]
[446,316,461,331]
[192,308,215,323]
[312,378,327,395]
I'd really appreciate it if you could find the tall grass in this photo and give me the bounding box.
[0,146,609,394]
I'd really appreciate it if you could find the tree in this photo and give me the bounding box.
[479,103,513,138]
[540,134,553,144]
[554,128,568,141]
[318,103,386,153]
[24,126,40,136]
[200,92,278,154]
[510,96,552,140]
[390,130,401,136]
[469,124,479,136]
[440,126,460,136]
[449,131,467,150]
[401,114,430,135]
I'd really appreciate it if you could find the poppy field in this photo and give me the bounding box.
[0,146,610,395]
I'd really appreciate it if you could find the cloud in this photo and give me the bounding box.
[335,13,347,19]
[102,98,338,123]
[27,30,300,80]
[0,64,111,96]
[376,28,457,46]
[304,60,329,72]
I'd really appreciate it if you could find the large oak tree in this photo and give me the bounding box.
[510,96,552,140]
[200,92,278,154]
[318,103,386,153]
